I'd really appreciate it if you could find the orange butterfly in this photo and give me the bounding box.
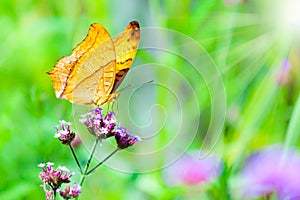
[47,21,140,106]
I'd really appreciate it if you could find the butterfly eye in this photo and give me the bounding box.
[68,68,72,72]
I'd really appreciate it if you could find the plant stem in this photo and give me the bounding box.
[284,92,300,147]
[53,188,57,200]
[86,147,120,175]
[79,139,99,186]
[69,144,83,174]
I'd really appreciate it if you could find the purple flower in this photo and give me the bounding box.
[54,120,75,145]
[38,162,74,190]
[113,125,141,149]
[163,151,222,186]
[80,108,117,139]
[59,182,81,199]
[237,146,300,199]
[80,108,141,148]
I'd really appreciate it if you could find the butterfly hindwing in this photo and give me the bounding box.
[111,21,140,92]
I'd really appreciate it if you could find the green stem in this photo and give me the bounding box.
[52,187,57,200]
[69,144,83,174]
[79,139,99,186]
[284,92,300,147]
[86,147,120,175]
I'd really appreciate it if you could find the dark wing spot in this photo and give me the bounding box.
[130,21,140,29]
[117,58,133,65]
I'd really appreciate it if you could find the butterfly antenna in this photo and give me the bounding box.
[112,100,119,115]
[118,80,154,92]
[107,104,110,114]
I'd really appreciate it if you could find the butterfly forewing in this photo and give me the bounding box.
[47,23,106,101]
[111,21,140,92]
[73,24,116,105]
[48,24,116,105]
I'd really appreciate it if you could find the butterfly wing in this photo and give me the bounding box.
[47,21,140,106]
[111,21,140,92]
[47,23,116,105]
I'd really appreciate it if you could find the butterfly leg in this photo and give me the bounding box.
[110,92,120,112]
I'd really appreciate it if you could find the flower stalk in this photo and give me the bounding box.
[87,147,120,175]
[68,144,83,174]
[41,108,141,199]
[79,138,100,186]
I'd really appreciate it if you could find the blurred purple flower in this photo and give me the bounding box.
[275,59,291,86]
[163,151,222,186]
[238,146,300,199]
[59,182,81,199]
[54,120,75,145]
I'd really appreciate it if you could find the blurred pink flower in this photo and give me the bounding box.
[163,151,222,186]
[238,146,300,199]
[71,135,82,147]
[224,0,247,7]
[275,59,291,86]
[227,104,240,124]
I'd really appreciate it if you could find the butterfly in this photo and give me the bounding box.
[47,21,140,106]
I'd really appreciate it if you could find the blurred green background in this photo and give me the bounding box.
[1,0,300,199]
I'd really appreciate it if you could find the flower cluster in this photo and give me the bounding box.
[80,108,116,139]
[44,108,140,199]
[59,182,81,199]
[80,108,140,149]
[39,162,73,189]
[54,120,75,145]
[39,162,80,199]
[113,125,141,149]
